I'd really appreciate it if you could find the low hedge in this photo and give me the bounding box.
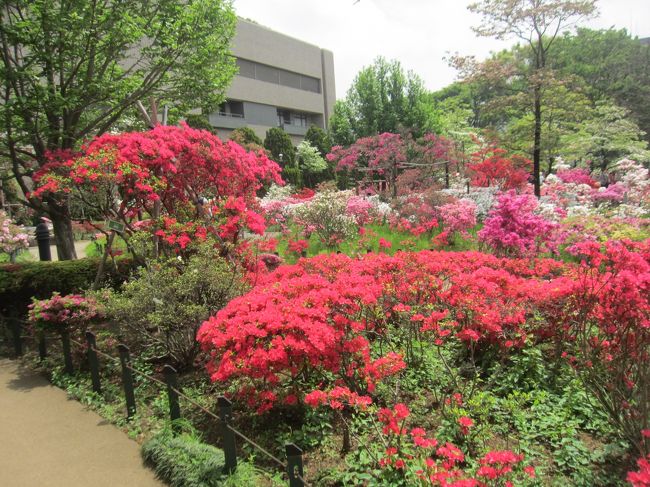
[0,257,138,316]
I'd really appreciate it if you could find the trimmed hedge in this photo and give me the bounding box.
[0,257,138,315]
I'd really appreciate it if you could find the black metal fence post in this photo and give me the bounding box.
[38,331,47,361]
[86,331,101,394]
[117,344,136,419]
[10,317,22,356]
[218,396,237,474]
[35,222,52,261]
[286,443,304,487]
[61,330,74,374]
[163,365,181,429]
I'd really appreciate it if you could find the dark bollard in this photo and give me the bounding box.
[163,365,181,429]
[61,330,74,374]
[117,344,137,419]
[218,396,237,474]
[286,443,305,487]
[86,332,101,394]
[35,222,52,261]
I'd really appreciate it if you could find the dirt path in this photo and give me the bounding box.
[0,359,163,487]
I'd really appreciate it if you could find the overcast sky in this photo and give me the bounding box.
[232,0,650,98]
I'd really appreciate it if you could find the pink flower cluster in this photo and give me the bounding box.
[478,191,562,257]
[439,199,478,237]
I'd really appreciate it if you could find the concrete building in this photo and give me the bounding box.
[209,19,336,144]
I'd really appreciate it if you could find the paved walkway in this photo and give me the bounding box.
[0,359,163,487]
[27,240,92,261]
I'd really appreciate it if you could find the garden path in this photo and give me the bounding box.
[0,358,163,487]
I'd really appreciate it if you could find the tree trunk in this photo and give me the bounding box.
[49,200,78,260]
[533,84,542,198]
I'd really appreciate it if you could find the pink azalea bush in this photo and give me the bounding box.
[439,199,478,237]
[0,211,30,259]
[28,292,102,332]
[478,191,562,257]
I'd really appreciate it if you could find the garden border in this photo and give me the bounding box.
[2,316,309,487]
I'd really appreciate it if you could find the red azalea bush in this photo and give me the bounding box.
[560,240,650,454]
[33,124,282,255]
[197,251,571,413]
[468,147,531,191]
[629,453,650,486]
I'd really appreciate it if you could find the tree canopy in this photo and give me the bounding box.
[0,0,237,258]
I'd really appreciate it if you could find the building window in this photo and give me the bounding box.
[293,113,308,127]
[235,57,321,94]
[277,109,291,126]
[218,100,244,118]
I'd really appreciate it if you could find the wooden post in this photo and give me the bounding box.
[117,344,136,419]
[86,331,101,394]
[163,365,181,429]
[218,396,237,474]
[61,330,74,374]
[286,443,305,487]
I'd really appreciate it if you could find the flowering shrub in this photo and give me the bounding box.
[478,191,562,257]
[441,186,498,220]
[359,402,535,485]
[0,211,29,261]
[33,125,282,258]
[557,167,598,188]
[28,293,101,332]
[346,195,378,225]
[198,251,572,413]
[439,199,478,238]
[292,190,357,247]
[327,133,408,197]
[628,453,650,486]
[560,240,650,454]
[468,147,531,191]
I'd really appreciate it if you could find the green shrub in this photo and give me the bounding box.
[264,127,295,167]
[0,257,137,316]
[142,429,263,487]
[94,245,246,370]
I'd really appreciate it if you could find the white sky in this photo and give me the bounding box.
[233,0,650,98]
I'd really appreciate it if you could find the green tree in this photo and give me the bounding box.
[469,0,598,197]
[550,28,650,142]
[0,0,237,259]
[329,100,356,147]
[296,140,329,188]
[184,114,215,133]
[305,125,332,157]
[263,127,295,167]
[560,101,650,171]
[229,127,266,153]
[338,57,441,140]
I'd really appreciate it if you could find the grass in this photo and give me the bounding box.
[275,222,482,263]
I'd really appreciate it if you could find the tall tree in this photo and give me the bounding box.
[0,0,237,259]
[468,0,598,197]
[337,57,441,141]
[550,28,650,142]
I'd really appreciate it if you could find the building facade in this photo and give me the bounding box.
[208,19,336,144]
